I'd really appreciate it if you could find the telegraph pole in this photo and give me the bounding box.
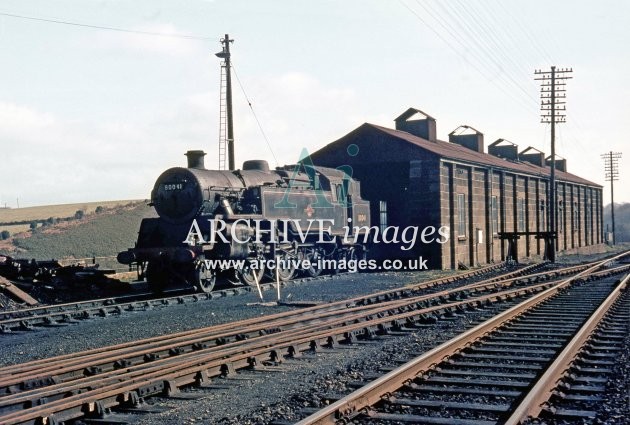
[215,34,235,170]
[535,66,573,263]
[601,152,622,245]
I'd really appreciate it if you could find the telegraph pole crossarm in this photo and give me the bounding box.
[601,152,622,245]
[534,67,573,263]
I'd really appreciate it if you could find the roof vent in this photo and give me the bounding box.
[242,159,270,172]
[185,150,206,169]
[545,155,567,172]
[489,139,518,160]
[449,125,484,153]
[394,107,437,142]
[519,147,545,167]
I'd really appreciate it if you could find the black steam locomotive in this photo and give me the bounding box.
[117,150,370,292]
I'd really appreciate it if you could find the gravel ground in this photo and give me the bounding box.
[594,329,630,425]
[131,309,505,425]
[521,341,629,425]
[1,247,628,424]
[0,269,455,367]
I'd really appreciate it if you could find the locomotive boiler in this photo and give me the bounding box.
[117,150,371,292]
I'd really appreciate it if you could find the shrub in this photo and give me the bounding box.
[0,230,10,240]
[30,221,38,230]
[95,206,104,214]
[74,210,85,220]
[10,204,157,259]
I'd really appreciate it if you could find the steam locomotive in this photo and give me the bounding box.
[117,150,371,292]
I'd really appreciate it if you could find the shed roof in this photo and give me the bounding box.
[322,123,601,187]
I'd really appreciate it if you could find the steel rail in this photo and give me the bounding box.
[2,267,626,424]
[0,281,556,425]
[0,262,512,330]
[0,257,623,424]
[0,262,539,377]
[7,262,627,423]
[0,260,581,387]
[2,266,576,421]
[294,249,630,425]
[504,270,630,424]
[0,263,557,392]
[0,284,544,415]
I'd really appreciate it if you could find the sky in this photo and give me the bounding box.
[0,0,628,208]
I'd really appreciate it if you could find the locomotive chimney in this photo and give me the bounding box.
[185,150,206,169]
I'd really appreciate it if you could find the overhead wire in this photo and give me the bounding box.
[491,0,556,65]
[445,0,589,161]
[3,6,589,165]
[401,0,592,168]
[450,0,536,86]
[484,0,589,146]
[490,0,590,153]
[0,11,212,40]
[412,0,499,77]
[2,9,282,164]
[417,0,539,112]
[480,0,551,68]
[399,0,538,117]
[430,0,539,107]
[231,62,279,167]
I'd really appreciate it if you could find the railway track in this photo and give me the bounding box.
[0,256,627,424]
[0,261,540,333]
[295,250,630,425]
[513,275,630,424]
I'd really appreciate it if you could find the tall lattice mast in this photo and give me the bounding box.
[215,34,234,170]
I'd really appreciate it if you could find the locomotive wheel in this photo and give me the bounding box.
[271,250,296,282]
[230,259,265,287]
[191,261,216,293]
[302,248,323,278]
[347,247,366,261]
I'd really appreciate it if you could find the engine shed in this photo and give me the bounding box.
[309,107,604,269]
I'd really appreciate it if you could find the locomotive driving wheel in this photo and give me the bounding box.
[302,247,323,278]
[229,259,265,287]
[191,260,216,293]
[270,249,296,282]
[343,247,366,273]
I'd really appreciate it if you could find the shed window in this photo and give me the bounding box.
[558,200,564,233]
[573,201,579,231]
[491,196,498,235]
[457,194,466,237]
[585,199,591,237]
[379,201,388,234]
[539,200,546,231]
[517,198,526,232]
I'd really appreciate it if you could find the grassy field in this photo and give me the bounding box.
[0,202,157,267]
[0,224,32,235]
[0,200,143,226]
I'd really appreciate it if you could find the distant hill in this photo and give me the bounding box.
[0,201,157,265]
[0,200,141,225]
[604,202,630,243]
